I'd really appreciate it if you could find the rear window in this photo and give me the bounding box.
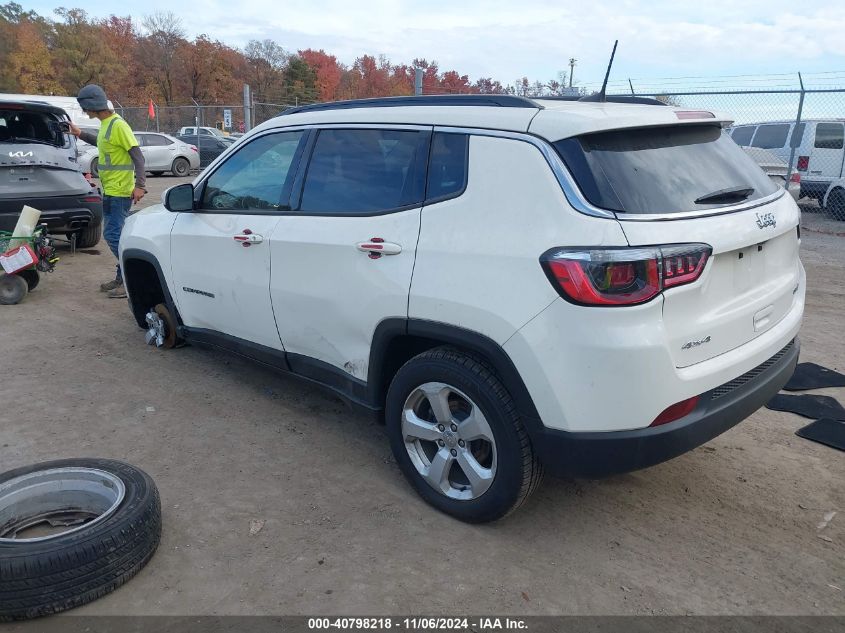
[553,125,779,215]
[0,109,64,146]
[814,123,844,150]
[751,124,790,149]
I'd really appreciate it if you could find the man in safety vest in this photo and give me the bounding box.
[69,84,146,299]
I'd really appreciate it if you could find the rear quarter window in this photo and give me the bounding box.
[554,124,779,215]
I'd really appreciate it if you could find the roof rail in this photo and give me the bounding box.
[539,95,669,106]
[280,94,542,116]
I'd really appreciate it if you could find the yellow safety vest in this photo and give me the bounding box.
[97,114,138,198]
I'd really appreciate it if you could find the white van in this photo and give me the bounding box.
[728,119,845,202]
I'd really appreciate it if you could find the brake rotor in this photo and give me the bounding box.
[144,303,177,349]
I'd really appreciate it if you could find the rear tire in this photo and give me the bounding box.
[0,274,27,305]
[385,348,543,523]
[75,224,101,248]
[171,157,190,177]
[826,188,845,221]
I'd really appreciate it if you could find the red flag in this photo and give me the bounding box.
[148,99,155,119]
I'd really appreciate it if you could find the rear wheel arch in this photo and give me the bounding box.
[368,319,543,430]
[122,249,180,329]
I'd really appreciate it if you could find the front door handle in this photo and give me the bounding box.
[356,237,401,259]
[233,229,263,247]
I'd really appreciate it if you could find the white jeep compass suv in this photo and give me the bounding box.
[120,95,804,523]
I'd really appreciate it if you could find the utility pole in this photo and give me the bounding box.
[568,58,577,88]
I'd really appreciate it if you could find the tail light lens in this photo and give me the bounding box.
[541,244,711,307]
[190,145,198,152]
[83,195,101,203]
[651,396,699,426]
[790,172,801,184]
[797,156,809,171]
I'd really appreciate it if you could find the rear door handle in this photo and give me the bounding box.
[233,229,263,247]
[356,238,402,258]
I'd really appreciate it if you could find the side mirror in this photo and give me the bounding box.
[163,183,195,212]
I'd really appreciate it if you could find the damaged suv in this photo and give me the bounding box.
[120,95,804,522]
[0,100,102,247]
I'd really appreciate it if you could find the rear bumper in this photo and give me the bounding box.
[0,195,103,233]
[533,338,799,479]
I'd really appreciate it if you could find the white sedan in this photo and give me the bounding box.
[77,131,200,178]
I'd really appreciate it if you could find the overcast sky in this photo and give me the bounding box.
[25,0,845,89]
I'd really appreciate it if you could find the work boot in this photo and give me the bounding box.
[100,278,121,292]
[107,283,127,299]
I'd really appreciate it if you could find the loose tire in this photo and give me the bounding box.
[171,157,190,177]
[0,458,161,621]
[0,274,27,305]
[90,157,99,178]
[75,224,101,248]
[827,188,845,221]
[386,348,543,523]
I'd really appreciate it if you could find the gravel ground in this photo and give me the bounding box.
[0,178,842,616]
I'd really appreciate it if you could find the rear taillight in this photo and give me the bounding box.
[83,195,101,203]
[790,172,801,184]
[797,156,809,171]
[651,396,699,427]
[541,244,711,307]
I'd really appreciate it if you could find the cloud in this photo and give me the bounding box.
[43,0,845,83]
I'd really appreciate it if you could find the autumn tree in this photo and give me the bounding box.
[178,35,240,103]
[140,11,185,104]
[298,48,343,101]
[9,21,62,93]
[244,39,287,100]
[52,8,125,93]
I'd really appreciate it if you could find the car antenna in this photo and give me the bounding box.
[580,40,618,103]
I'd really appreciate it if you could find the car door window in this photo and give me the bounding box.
[200,131,305,212]
[298,128,428,214]
[136,135,149,147]
[145,134,172,146]
[751,124,789,149]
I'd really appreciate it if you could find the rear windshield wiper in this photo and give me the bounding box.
[694,186,755,205]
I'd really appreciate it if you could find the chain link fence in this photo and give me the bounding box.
[114,105,248,136]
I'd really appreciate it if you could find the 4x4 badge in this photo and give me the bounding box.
[755,212,776,229]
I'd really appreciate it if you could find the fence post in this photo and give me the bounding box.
[243,84,252,133]
[191,98,201,150]
[785,72,805,189]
